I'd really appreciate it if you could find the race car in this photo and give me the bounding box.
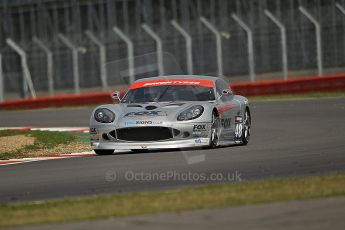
[90,75,251,155]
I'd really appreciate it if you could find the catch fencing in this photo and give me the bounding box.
[0,0,345,100]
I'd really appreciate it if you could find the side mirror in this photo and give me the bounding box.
[218,89,232,100]
[111,91,121,101]
[222,89,232,95]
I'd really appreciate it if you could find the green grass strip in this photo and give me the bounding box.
[0,174,344,228]
[0,130,77,160]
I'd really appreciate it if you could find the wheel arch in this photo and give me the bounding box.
[245,106,251,116]
[212,108,219,117]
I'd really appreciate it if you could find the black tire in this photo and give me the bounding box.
[209,112,220,148]
[241,108,251,145]
[94,149,114,155]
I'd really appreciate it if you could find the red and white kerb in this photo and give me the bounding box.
[130,78,215,89]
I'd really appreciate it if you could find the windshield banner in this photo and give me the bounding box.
[130,78,215,89]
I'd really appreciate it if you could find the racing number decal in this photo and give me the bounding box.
[234,123,243,138]
[234,116,243,139]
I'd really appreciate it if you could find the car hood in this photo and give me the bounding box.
[91,101,215,127]
[118,102,191,121]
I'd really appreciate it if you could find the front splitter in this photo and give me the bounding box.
[91,138,210,150]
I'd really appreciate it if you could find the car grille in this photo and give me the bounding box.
[114,127,176,141]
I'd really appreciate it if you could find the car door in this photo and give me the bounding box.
[215,79,240,141]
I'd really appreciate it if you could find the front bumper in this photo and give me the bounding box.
[91,138,210,150]
[90,122,212,150]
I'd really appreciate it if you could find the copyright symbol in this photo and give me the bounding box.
[105,170,117,182]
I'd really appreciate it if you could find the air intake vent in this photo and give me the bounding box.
[145,105,157,110]
[116,127,173,141]
[127,104,142,108]
[109,130,116,139]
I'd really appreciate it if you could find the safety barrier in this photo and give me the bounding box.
[232,74,345,96]
[1,74,344,110]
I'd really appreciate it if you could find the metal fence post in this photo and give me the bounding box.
[336,3,345,15]
[85,30,108,91]
[0,54,3,102]
[58,34,81,94]
[264,10,288,80]
[112,26,135,84]
[171,20,193,75]
[33,37,54,96]
[142,24,164,76]
[232,14,255,82]
[200,17,223,77]
[299,7,323,76]
[6,38,37,98]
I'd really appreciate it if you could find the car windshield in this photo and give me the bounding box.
[122,85,215,103]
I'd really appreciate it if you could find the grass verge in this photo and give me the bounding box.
[0,130,90,160]
[248,91,345,101]
[0,174,344,228]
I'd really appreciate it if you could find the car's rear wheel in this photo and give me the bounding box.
[94,149,114,155]
[210,112,220,148]
[241,108,251,145]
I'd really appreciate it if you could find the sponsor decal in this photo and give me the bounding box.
[136,120,153,125]
[194,138,209,145]
[192,132,209,138]
[124,121,136,126]
[124,111,167,117]
[124,120,162,126]
[220,118,231,129]
[89,127,97,134]
[235,116,243,123]
[90,136,99,141]
[193,124,207,131]
[130,78,215,89]
[143,81,201,87]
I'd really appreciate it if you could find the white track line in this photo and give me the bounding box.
[0,127,89,133]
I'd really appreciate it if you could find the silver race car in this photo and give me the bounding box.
[90,75,251,155]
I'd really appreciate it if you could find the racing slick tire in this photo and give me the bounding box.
[209,112,220,148]
[240,108,251,145]
[94,149,114,155]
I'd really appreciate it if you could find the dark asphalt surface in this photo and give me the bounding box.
[0,97,344,204]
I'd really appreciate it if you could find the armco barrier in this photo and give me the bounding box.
[0,74,344,110]
[0,92,117,110]
[232,74,345,96]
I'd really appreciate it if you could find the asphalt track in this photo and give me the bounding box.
[0,97,344,204]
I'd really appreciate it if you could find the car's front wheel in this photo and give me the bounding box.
[94,149,114,155]
[241,108,251,145]
[209,112,220,148]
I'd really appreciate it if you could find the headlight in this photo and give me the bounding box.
[177,105,204,121]
[94,108,115,123]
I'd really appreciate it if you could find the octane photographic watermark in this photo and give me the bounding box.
[105,170,243,183]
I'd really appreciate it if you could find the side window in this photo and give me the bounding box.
[216,79,233,102]
[215,80,224,97]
